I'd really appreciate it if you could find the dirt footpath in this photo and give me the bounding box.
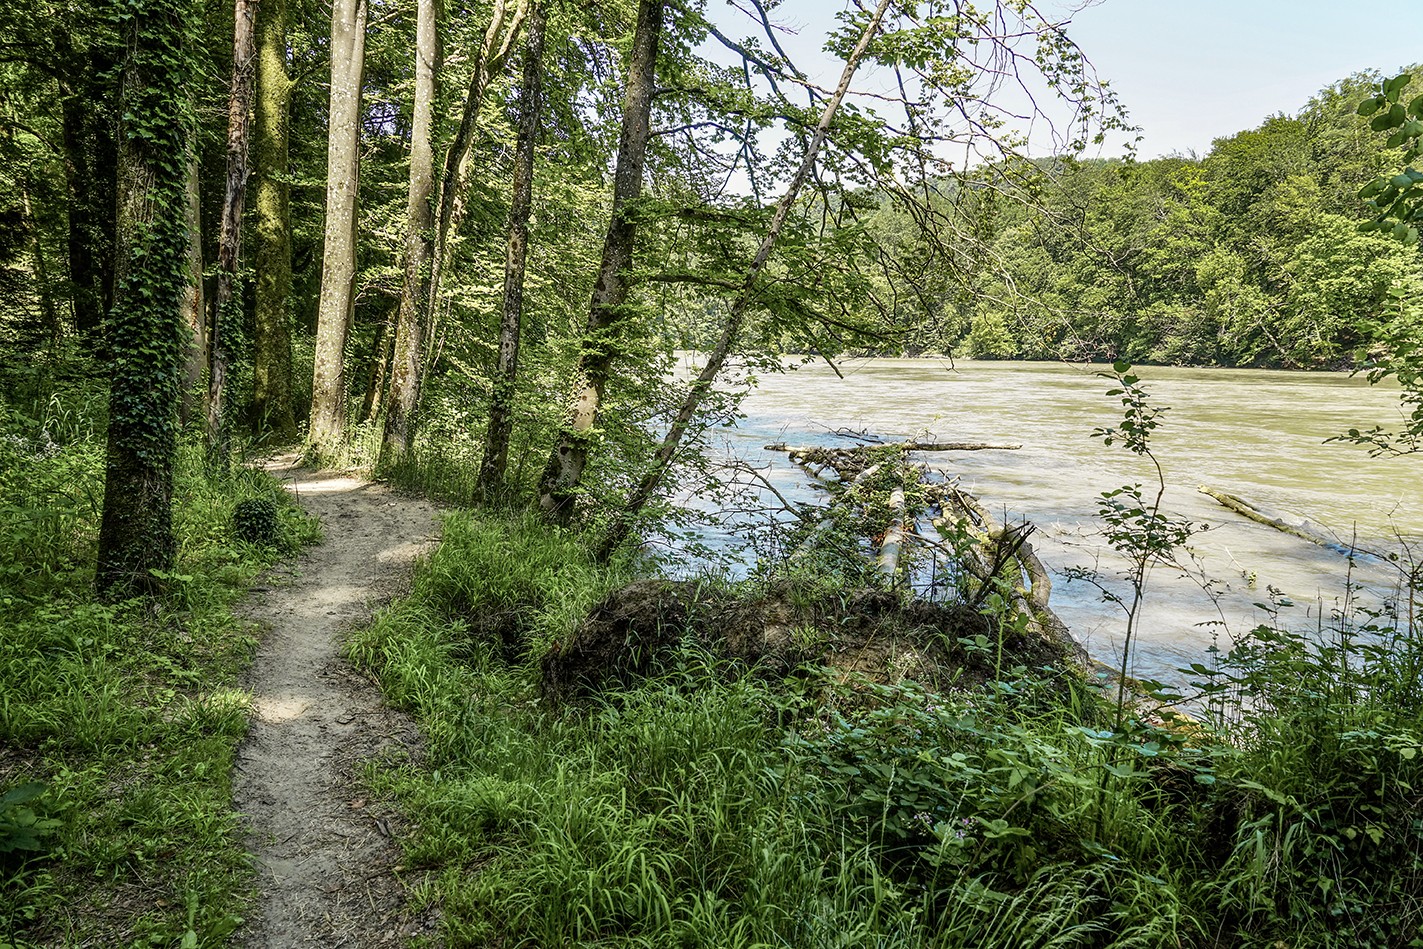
[233,457,441,948]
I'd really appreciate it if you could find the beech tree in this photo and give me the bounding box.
[309,0,368,455]
[251,0,297,440]
[380,0,440,464]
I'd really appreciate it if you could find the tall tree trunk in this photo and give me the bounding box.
[379,0,440,464]
[537,0,663,521]
[207,0,260,465]
[251,0,297,441]
[476,2,545,501]
[97,0,195,596]
[423,0,527,364]
[180,151,205,425]
[308,0,368,455]
[596,0,894,561]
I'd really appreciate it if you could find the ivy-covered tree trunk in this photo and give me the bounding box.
[537,0,663,521]
[207,0,260,464]
[309,0,368,455]
[379,0,440,464]
[476,2,545,501]
[251,0,297,441]
[597,0,894,560]
[96,0,197,596]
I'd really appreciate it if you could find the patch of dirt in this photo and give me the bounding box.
[233,456,441,948]
[539,579,1079,703]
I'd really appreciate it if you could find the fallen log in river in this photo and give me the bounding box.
[773,441,1086,665]
[1198,485,1397,562]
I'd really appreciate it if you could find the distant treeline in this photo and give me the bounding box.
[701,68,1423,369]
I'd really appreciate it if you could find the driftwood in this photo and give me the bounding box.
[1198,485,1396,562]
[771,440,1085,665]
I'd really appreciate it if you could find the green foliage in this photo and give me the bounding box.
[347,491,1421,947]
[0,784,61,856]
[0,399,315,945]
[231,497,280,546]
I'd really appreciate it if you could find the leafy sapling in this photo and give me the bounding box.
[1072,361,1195,729]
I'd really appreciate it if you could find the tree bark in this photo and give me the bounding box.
[251,0,297,441]
[476,2,546,501]
[179,150,205,425]
[206,0,260,465]
[423,0,528,366]
[97,0,194,596]
[596,0,894,560]
[308,0,368,455]
[537,0,663,521]
[379,0,441,464]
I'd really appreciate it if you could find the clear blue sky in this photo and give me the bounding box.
[710,0,1423,160]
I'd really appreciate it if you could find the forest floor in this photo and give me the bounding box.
[232,455,442,948]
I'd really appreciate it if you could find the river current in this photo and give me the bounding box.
[679,356,1422,686]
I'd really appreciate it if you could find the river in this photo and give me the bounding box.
[678,356,1422,686]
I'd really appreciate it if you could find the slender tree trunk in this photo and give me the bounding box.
[537,0,663,521]
[206,0,260,465]
[476,2,545,501]
[360,307,394,422]
[595,0,894,561]
[423,0,527,362]
[58,77,117,342]
[251,0,297,441]
[97,0,194,596]
[15,182,61,351]
[180,151,206,425]
[308,0,368,455]
[379,0,440,464]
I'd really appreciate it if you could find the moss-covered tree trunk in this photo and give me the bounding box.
[308,0,367,455]
[251,0,297,441]
[96,0,197,596]
[537,0,662,521]
[379,0,440,464]
[476,2,545,501]
[179,150,205,425]
[207,0,260,465]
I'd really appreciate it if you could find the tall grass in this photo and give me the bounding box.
[348,504,1423,948]
[0,392,318,948]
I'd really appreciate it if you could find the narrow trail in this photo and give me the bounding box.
[233,456,441,948]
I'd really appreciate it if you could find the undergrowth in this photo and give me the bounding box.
[0,390,318,948]
[349,508,1423,948]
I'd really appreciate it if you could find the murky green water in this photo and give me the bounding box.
[688,356,1421,684]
